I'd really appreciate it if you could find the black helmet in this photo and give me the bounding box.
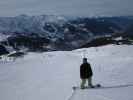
[83,58,87,63]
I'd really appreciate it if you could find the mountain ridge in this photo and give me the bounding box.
[0,15,133,52]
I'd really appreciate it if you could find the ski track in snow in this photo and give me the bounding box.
[0,45,133,100]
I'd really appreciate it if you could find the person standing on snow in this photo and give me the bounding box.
[80,58,93,89]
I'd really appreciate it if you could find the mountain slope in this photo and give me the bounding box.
[0,45,133,100]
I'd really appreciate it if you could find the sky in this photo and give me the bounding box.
[0,0,133,17]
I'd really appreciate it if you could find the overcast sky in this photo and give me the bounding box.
[0,0,133,17]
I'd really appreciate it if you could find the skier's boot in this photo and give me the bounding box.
[88,84,95,88]
[80,86,86,89]
[90,85,95,88]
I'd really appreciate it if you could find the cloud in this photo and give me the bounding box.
[0,0,133,17]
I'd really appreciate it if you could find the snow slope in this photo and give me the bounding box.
[0,45,133,100]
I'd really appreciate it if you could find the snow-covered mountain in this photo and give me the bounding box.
[1,15,133,35]
[0,45,133,100]
[0,15,133,51]
[0,15,67,34]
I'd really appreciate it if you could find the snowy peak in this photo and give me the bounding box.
[0,15,127,34]
[0,15,68,33]
[0,15,133,51]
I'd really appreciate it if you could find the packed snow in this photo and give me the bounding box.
[0,45,133,100]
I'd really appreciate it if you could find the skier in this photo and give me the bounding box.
[80,58,94,89]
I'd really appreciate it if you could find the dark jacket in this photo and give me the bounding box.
[80,63,93,79]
